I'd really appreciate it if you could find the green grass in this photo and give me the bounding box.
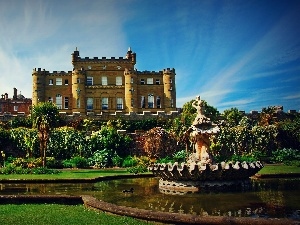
[0,204,155,225]
[0,168,142,180]
[257,164,300,174]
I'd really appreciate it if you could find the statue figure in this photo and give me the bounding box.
[192,96,205,116]
[192,96,210,127]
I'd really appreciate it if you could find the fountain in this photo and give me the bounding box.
[148,96,264,194]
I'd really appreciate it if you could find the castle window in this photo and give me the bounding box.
[116,97,123,110]
[148,94,154,108]
[131,98,134,107]
[171,98,174,107]
[156,97,161,108]
[49,79,53,85]
[48,97,53,103]
[56,94,62,109]
[130,77,134,84]
[140,79,145,85]
[87,98,93,110]
[155,79,160,85]
[102,76,107,85]
[141,96,145,108]
[147,78,153,84]
[14,105,18,111]
[116,76,122,85]
[77,99,80,108]
[56,78,62,85]
[87,77,93,86]
[64,97,69,109]
[64,79,69,85]
[77,78,81,83]
[170,78,173,84]
[102,97,108,109]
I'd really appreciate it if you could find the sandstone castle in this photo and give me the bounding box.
[32,48,177,117]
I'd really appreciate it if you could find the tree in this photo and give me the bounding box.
[32,102,59,167]
[142,127,178,160]
[222,108,244,127]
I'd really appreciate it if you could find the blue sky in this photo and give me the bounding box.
[0,0,299,113]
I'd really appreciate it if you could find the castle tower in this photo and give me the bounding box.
[163,68,176,111]
[72,68,86,113]
[32,68,46,105]
[124,68,138,112]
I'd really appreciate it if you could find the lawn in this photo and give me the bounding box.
[257,164,300,174]
[0,168,146,180]
[0,204,155,225]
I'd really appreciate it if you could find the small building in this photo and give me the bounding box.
[0,88,32,116]
[32,48,177,116]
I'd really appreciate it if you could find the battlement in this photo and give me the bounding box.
[136,70,163,75]
[32,68,72,75]
[163,68,176,74]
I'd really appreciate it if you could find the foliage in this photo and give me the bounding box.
[88,149,116,168]
[8,116,32,128]
[31,102,60,128]
[222,108,244,127]
[277,115,300,150]
[271,148,300,164]
[0,127,10,150]
[48,127,87,160]
[211,118,278,160]
[9,128,39,157]
[142,127,178,159]
[87,127,132,158]
[173,149,187,163]
[0,163,61,174]
[126,156,150,174]
[122,155,138,167]
[62,156,89,168]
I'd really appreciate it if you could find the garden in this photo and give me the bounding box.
[0,101,299,224]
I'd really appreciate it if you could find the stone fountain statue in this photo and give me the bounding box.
[148,96,263,194]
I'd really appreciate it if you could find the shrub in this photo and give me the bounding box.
[88,149,113,168]
[63,156,89,168]
[271,148,300,164]
[122,156,138,168]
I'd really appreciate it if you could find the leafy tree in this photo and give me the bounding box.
[222,107,244,127]
[277,115,300,150]
[88,126,132,158]
[142,127,178,160]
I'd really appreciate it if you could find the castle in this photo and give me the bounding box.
[32,48,177,117]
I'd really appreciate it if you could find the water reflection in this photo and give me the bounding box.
[0,178,299,219]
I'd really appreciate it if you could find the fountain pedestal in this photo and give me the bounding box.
[148,96,263,194]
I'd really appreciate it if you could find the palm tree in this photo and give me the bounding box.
[32,102,59,167]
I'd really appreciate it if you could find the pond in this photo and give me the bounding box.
[0,177,299,219]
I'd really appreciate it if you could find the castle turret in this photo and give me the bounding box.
[163,68,176,111]
[124,68,138,112]
[72,68,86,113]
[32,68,46,105]
[72,48,80,64]
[125,47,136,65]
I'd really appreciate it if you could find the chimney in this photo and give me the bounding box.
[4,93,8,100]
[13,88,17,99]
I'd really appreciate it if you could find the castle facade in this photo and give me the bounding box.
[32,48,177,116]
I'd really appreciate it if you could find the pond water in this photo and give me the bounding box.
[0,177,299,219]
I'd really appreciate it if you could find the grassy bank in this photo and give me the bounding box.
[0,168,137,180]
[257,164,300,174]
[0,204,155,225]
